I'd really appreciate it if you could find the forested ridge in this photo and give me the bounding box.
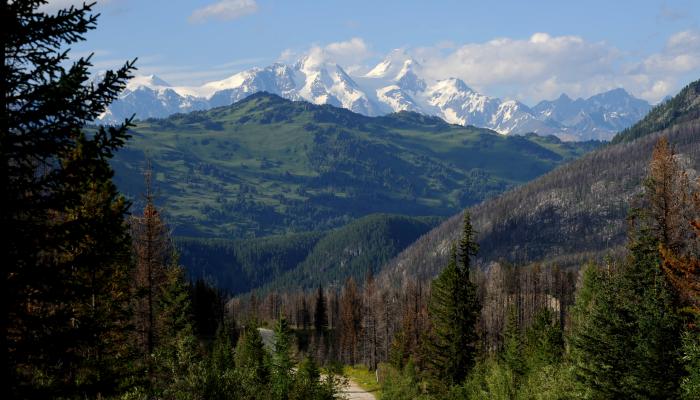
[178,214,440,294]
[379,84,700,287]
[4,1,700,399]
[611,79,700,144]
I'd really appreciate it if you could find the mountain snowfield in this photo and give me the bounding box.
[101,51,651,141]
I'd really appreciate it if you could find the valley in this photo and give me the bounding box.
[9,2,700,398]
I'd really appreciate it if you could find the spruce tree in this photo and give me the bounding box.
[271,316,294,400]
[314,284,328,334]
[524,308,563,368]
[572,223,684,398]
[156,263,205,399]
[235,324,270,398]
[501,305,524,378]
[4,1,135,397]
[426,212,481,385]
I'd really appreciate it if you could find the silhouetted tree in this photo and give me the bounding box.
[4,1,135,397]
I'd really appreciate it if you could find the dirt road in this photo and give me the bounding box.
[341,378,377,400]
[258,328,376,399]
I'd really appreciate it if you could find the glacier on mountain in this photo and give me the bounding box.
[100,52,651,141]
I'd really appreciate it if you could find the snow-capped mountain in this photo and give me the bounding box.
[99,52,651,141]
[532,89,652,140]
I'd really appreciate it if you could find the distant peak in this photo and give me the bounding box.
[439,77,473,92]
[145,74,170,86]
[365,49,417,79]
[605,87,630,97]
[595,87,631,99]
[126,74,172,91]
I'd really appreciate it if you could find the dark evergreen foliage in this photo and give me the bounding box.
[177,213,439,295]
[3,1,136,397]
[314,285,328,334]
[426,213,481,385]
[190,278,226,339]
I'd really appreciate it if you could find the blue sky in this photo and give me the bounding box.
[52,0,700,104]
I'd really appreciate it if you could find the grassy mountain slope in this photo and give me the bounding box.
[178,214,439,294]
[379,81,700,286]
[112,93,598,237]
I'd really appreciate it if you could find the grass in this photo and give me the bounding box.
[344,365,382,398]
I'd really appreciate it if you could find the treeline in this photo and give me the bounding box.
[233,241,578,371]
[237,138,700,399]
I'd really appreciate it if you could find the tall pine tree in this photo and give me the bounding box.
[271,316,295,400]
[314,284,328,334]
[3,1,135,397]
[426,212,481,385]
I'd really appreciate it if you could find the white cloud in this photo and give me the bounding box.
[414,32,621,101]
[324,38,370,62]
[278,49,298,63]
[281,38,372,71]
[399,30,700,103]
[189,0,258,23]
[634,30,700,75]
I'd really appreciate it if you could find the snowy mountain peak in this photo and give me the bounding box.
[365,49,416,79]
[428,78,475,96]
[102,59,651,141]
[126,74,171,91]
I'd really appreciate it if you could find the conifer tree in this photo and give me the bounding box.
[314,284,328,334]
[646,137,692,254]
[235,324,270,398]
[426,212,481,385]
[156,265,204,399]
[130,166,171,374]
[524,308,563,368]
[572,223,684,398]
[4,1,135,397]
[200,324,239,400]
[339,277,362,364]
[501,305,524,378]
[271,316,294,399]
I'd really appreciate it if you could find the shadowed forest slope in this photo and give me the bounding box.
[379,81,700,286]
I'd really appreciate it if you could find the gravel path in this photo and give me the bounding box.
[257,328,376,399]
[341,379,377,400]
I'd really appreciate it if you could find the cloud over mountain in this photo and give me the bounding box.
[189,0,258,23]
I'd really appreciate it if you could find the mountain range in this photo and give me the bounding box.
[101,50,651,141]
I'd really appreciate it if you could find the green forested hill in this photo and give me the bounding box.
[177,213,439,294]
[112,93,598,237]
